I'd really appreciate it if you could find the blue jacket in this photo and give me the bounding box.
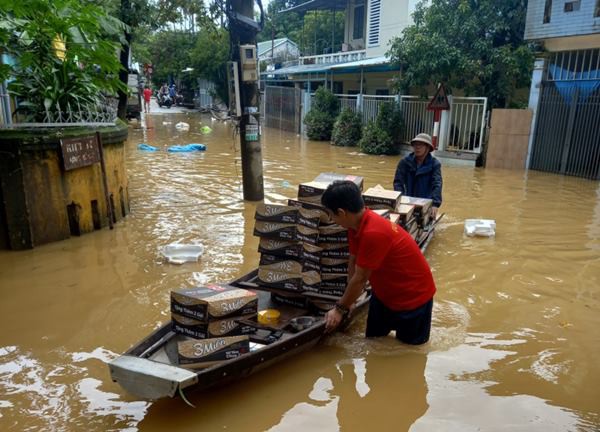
[393,153,443,207]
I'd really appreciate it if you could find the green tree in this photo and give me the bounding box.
[258,1,345,57]
[388,0,534,108]
[304,87,339,141]
[331,108,362,147]
[0,0,126,121]
[190,27,230,103]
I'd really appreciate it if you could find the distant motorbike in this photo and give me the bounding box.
[156,92,172,108]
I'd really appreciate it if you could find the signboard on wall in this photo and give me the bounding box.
[59,135,100,171]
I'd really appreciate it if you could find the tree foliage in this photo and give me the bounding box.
[258,0,345,56]
[358,102,405,155]
[331,108,362,147]
[0,0,127,121]
[388,0,534,108]
[304,87,340,141]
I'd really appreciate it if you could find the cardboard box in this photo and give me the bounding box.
[396,204,415,224]
[171,285,258,322]
[318,224,348,244]
[258,238,322,263]
[320,243,350,259]
[257,269,321,291]
[253,221,297,241]
[400,196,432,215]
[259,254,319,273]
[270,292,309,309]
[297,208,321,229]
[320,273,349,290]
[177,335,250,368]
[297,181,330,204]
[373,208,390,217]
[320,257,349,274]
[319,286,345,297]
[172,313,256,339]
[288,199,332,224]
[387,212,401,225]
[313,172,364,191]
[296,224,319,245]
[363,187,402,211]
[255,203,298,223]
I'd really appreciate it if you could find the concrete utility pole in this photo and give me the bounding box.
[229,0,264,201]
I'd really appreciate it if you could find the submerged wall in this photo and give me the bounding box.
[0,123,129,250]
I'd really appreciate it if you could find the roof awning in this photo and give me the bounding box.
[261,56,397,77]
[282,0,347,13]
[261,62,335,76]
[329,56,390,70]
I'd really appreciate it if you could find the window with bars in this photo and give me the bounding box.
[353,3,365,40]
[367,0,381,47]
[543,0,553,23]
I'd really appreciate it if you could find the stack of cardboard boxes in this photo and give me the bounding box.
[253,173,364,299]
[170,285,258,368]
[362,185,433,244]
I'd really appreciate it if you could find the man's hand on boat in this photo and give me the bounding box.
[325,307,345,332]
[325,265,371,333]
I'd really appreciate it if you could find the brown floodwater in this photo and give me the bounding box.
[0,111,599,431]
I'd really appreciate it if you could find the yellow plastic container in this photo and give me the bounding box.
[257,309,280,325]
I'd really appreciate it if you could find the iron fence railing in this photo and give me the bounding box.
[0,96,118,128]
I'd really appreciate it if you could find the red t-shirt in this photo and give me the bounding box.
[348,208,436,311]
[143,88,152,102]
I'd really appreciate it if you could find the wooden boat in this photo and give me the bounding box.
[108,217,440,401]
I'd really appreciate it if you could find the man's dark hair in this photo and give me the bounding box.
[321,181,364,214]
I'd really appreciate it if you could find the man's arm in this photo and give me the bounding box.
[325,264,371,332]
[431,160,443,218]
[393,159,406,193]
[347,255,356,279]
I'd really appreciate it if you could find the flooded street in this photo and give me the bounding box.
[0,110,599,431]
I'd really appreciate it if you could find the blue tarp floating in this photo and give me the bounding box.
[138,143,158,151]
[167,144,207,152]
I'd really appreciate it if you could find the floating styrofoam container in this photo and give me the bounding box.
[464,219,496,237]
[161,243,204,264]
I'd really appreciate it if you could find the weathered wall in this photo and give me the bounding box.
[486,109,533,170]
[0,122,129,250]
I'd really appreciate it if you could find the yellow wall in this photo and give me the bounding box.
[0,124,129,249]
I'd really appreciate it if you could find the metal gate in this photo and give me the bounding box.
[530,49,600,180]
[263,86,302,133]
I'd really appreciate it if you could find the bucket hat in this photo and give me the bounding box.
[410,133,434,151]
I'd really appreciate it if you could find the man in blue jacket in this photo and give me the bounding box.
[393,133,443,219]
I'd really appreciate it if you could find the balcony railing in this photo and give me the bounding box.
[299,49,367,65]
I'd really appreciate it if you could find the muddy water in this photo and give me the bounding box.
[0,111,599,431]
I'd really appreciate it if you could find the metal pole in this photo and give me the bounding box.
[95,131,114,229]
[230,0,264,201]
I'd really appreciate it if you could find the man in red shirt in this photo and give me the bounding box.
[143,85,153,113]
[321,181,436,344]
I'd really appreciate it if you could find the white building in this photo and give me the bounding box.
[257,38,300,66]
[524,0,600,179]
[263,0,418,94]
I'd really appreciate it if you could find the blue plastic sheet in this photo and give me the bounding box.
[167,144,207,152]
[138,143,158,151]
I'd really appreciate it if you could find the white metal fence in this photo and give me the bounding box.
[293,90,488,154]
[446,96,487,152]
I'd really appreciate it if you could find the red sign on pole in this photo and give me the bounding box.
[427,83,450,111]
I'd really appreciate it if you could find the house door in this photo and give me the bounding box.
[530,49,600,180]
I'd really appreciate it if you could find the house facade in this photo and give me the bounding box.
[524,0,600,179]
[257,38,300,66]
[263,0,418,95]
